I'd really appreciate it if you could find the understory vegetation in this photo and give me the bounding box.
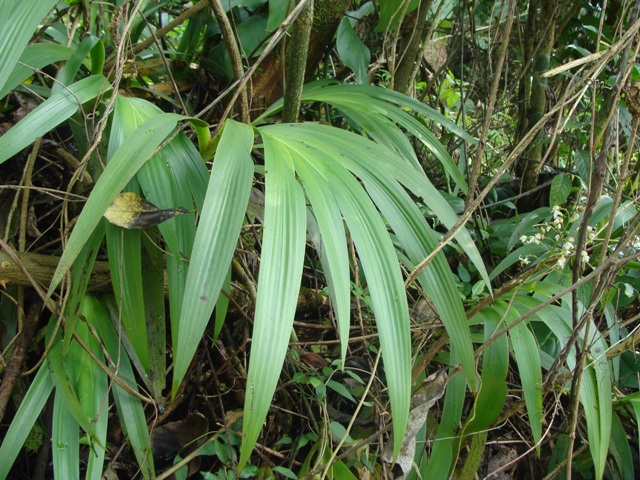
[1,0,640,478]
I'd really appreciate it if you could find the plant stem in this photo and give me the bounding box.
[208,0,250,123]
[282,0,313,123]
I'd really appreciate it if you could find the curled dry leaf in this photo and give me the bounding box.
[382,368,449,479]
[103,191,188,229]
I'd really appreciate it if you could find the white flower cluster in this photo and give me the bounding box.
[518,205,593,269]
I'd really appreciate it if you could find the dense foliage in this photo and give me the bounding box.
[0,0,639,479]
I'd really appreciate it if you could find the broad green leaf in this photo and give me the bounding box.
[268,123,478,386]
[257,81,475,193]
[261,124,413,458]
[47,112,188,297]
[46,322,96,439]
[142,234,168,401]
[609,411,634,479]
[76,298,109,480]
[105,225,149,369]
[239,131,307,470]
[111,95,208,377]
[336,17,370,84]
[621,391,640,464]
[0,43,73,99]
[323,157,411,459]
[173,120,254,396]
[549,173,572,207]
[62,221,105,353]
[0,75,112,165]
[264,120,489,292]
[0,0,57,93]
[375,0,419,32]
[0,366,54,480]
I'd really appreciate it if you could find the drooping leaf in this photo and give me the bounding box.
[0,75,112,165]
[336,17,370,84]
[172,119,254,396]
[0,0,57,93]
[0,43,73,99]
[239,129,307,470]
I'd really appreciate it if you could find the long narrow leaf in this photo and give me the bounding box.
[239,132,307,470]
[52,395,80,480]
[47,113,188,297]
[0,0,57,92]
[173,119,254,396]
[0,75,111,164]
[0,43,72,99]
[265,123,478,386]
[0,366,54,480]
[293,156,351,362]
[92,296,155,479]
[503,300,543,452]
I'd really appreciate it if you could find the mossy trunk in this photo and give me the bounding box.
[250,0,349,114]
[515,0,555,194]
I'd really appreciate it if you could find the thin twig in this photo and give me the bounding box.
[208,0,250,123]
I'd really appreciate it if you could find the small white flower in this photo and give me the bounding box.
[519,255,531,265]
[570,213,580,221]
[581,250,590,263]
[563,242,574,252]
[520,235,528,244]
[552,206,563,220]
[557,256,566,268]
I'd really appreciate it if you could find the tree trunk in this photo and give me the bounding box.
[250,0,349,115]
[394,0,433,95]
[515,0,555,194]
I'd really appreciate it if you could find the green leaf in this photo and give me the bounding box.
[423,357,466,478]
[260,124,413,459]
[0,43,73,99]
[0,366,54,480]
[239,130,307,470]
[91,295,155,479]
[269,123,478,388]
[172,120,254,396]
[523,297,612,479]
[336,17,371,84]
[109,95,209,390]
[52,395,80,480]
[375,0,419,32]
[294,158,351,362]
[549,173,572,207]
[52,35,103,95]
[47,112,188,297]
[462,308,508,437]
[0,75,112,165]
[609,411,634,479]
[0,0,57,93]
[504,300,543,452]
